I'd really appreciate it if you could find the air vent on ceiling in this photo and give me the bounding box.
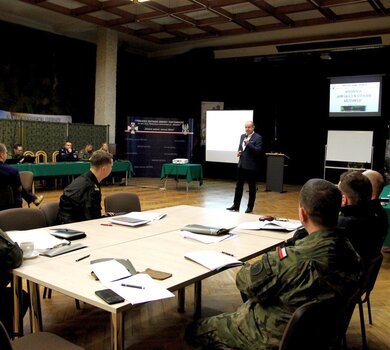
[276,37,382,53]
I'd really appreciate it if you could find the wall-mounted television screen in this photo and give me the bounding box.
[206,110,253,163]
[329,75,383,117]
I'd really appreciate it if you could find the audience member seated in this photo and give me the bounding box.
[0,144,43,207]
[78,143,93,160]
[362,169,388,253]
[57,150,113,224]
[285,170,386,266]
[57,141,78,162]
[11,143,24,161]
[0,143,23,208]
[99,142,110,153]
[185,178,363,349]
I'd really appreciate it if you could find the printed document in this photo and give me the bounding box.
[106,273,175,304]
[236,219,302,231]
[185,250,243,271]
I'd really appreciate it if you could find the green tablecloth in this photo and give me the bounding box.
[12,161,133,178]
[160,163,203,185]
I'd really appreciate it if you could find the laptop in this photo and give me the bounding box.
[20,156,36,164]
[5,158,21,165]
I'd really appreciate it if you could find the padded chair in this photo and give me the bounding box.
[0,208,46,231]
[356,253,383,349]
[52,150,59,163]
[104,192,141,214]
[19,171,36,207]
[40,201,59,226]
[38,201,80,309]
[23,151,35,158]
[279,299,348,350]
[35,150,48,163]
[0,185,15,211]
[0,320,84,350]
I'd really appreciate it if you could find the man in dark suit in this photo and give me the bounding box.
[227,120,263,213]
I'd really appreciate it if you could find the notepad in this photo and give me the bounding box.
[185,250,243,271]
[236,220,302,231]
[181,224,232,236]
[109,216,149,227]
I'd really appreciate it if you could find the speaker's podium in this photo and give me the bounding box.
[265,153,288,193]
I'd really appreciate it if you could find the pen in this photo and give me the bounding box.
[75,254,90,262]
[121,283,144,289]
[101,223,113,226]
[221,251,234,257]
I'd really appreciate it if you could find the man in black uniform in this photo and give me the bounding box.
[57,150,113,224]
[57,141,78,162]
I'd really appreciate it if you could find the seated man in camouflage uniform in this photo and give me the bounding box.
[185,178,363,350]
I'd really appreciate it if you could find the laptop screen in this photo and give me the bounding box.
[20,156,36,164]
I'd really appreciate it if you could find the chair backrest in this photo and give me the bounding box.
[19,171,34,194]
[279,299,348,350]
[360,253,383,303]
[0,208,46,231]
[0,321,13,350]
[52,150,59,163]
[0,185,15,211]
[104,192,141,214]
[1,320,85,350]
[35,150,48,163]
[23,151,35,157]
[40,201,60,226]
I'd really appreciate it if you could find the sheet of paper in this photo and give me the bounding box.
[185,250,243,271]
[235,220,302,231]
[179,231,237,244]
[105,273,175,304]
[7,229,70,251]
[90,260,131,284]
[126,211,167,221]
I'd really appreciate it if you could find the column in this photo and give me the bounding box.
[94,28,118,144]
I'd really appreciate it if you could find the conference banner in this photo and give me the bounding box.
[0,109,71,123]
[125,116,194,177]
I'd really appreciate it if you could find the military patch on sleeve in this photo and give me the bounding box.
[278,247,288,260]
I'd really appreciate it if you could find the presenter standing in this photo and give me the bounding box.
[227,120,263,213]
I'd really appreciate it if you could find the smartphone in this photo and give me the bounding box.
[95,289,125,304]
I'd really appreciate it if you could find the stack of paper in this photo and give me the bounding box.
[7,229,70,251]
[91,260,174,304]
[109,211,166,227]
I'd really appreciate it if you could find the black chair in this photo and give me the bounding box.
[356,253,383,349]
[279,299,348,350]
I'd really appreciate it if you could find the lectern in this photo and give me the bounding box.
[265,153,287,192]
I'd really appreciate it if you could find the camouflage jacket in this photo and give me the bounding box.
[235,229,362,349]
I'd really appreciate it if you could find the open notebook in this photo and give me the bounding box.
[185,250,243,271]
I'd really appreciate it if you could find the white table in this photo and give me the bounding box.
[12,205,294,350]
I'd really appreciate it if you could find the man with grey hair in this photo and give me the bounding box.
[57,150,113,224]
[186,179,362,349]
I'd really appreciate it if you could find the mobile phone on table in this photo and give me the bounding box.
[95,289,125,304]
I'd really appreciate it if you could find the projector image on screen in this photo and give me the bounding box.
[172,159,188,164]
